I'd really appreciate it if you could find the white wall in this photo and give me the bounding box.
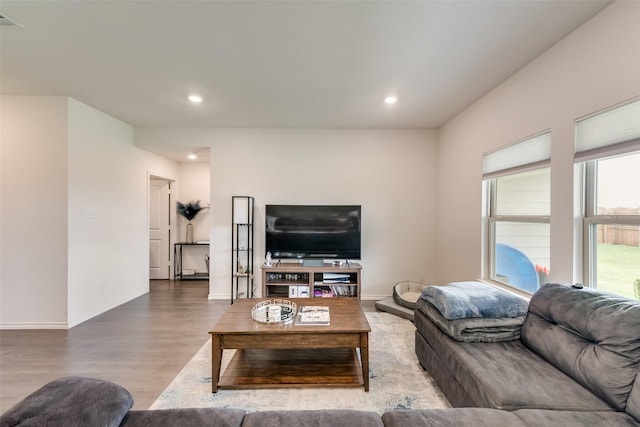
[1,96,69,328]
[1,96,180,328]
[67,99,180,327]
[68,100,136,326]
[177,162,211,243]
[135,128,438,299]
[435,1,640,285]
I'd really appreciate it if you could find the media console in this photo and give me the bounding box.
[261,263,362,299]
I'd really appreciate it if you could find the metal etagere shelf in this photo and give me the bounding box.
[231,196,254,304]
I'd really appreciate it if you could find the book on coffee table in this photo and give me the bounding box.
[297,306,330,325]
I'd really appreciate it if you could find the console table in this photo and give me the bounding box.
[174,242,210,280]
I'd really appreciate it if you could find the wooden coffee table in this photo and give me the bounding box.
[209,298,371,393]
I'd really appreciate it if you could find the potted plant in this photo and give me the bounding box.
[177,200,209,243]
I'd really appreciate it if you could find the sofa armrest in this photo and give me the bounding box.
[0,376,133,427]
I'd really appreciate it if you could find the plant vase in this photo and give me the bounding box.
[186,222,194,243]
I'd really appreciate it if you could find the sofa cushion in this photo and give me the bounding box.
[415,329,476,408]
[241,410,383,426]
[513,409,640,427]
[414,308,613,411]
[382,408,526,427]
[0,376,133,427]
[120,408,246,427]
[521,283,640,411]
[626,372,640,421]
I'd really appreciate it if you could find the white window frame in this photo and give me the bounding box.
[582,156,640,289]
[486,170,551,291]
[576,97,640,291]
[483,130,551,294]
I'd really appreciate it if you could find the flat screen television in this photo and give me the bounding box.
[265,204,361,260]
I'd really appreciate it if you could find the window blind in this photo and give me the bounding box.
[575,97,640,162]
[482,131,551,179]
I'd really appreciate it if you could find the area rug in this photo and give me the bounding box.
[151,312,450,414]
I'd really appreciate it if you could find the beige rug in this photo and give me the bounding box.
[151,312,450,414]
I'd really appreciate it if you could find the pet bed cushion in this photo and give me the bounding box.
[393,281,428,309]
[375,296,415,321]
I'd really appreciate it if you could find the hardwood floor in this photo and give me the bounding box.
[0,280,377,412]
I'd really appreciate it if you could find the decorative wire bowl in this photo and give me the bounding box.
[252,299,297,324]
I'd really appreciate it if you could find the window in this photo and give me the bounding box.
[578,98,640,300]
[583,152,640,299]
[483,132,551,293]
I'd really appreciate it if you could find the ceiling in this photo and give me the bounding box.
[1,1,611,134]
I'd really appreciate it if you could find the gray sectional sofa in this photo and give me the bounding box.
[2,283,639,426]
[413,282,640,426]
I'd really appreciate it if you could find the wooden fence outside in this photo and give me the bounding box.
[597,208,640,247]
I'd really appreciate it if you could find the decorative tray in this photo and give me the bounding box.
[251,299,297,324]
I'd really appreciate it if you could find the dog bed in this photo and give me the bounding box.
[393,281,428,309]
[375,297,415,321]
[375,281,429,321]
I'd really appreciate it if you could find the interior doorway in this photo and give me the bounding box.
[149,176,173,280]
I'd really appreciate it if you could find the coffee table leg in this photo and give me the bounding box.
[211,334,222,393]
[361,332,369,392]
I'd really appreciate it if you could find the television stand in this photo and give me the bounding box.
[262,263,362,299]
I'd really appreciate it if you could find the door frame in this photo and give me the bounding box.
[148,173,175,280]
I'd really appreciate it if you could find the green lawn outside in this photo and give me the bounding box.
[596,243,640,300]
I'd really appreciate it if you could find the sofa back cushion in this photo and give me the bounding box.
[120,408,246,427]
[521,283,640,411]
[241,410,384,427]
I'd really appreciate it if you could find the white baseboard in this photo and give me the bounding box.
[1,322,68,330]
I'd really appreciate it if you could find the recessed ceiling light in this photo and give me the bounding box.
[188,95,203,103]
[384,96,398,104]
[187,153,198,160]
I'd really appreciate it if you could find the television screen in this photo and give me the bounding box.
[265,205,361,260]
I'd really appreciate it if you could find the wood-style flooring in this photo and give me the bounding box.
[0,280,376,412]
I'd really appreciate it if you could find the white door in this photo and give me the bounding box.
[149,179,171,279]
